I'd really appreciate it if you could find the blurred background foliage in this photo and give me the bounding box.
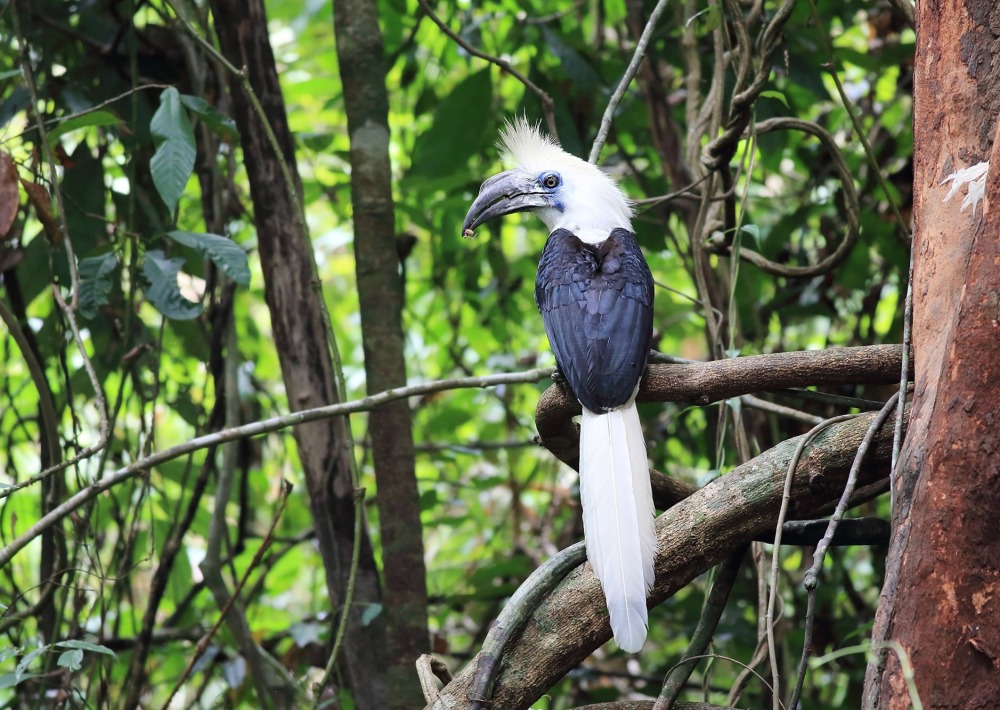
[0,0,912,706]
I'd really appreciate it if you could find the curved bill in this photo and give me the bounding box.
[462,169,552,235]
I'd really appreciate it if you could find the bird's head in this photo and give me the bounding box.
[463,118,633,244]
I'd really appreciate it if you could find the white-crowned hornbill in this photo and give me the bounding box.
[463,119,656,652]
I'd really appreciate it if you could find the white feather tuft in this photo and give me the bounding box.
[941,160,990,217]
[498,117,633,243]
[580,403,657,653]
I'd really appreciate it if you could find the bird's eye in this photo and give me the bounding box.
[542,173,561,189]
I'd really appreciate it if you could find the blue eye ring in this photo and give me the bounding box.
[540,172,561,190]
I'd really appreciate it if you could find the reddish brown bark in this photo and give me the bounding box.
[864,1,1000,707]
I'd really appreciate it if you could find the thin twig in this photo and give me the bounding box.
[589,0,672,163]
[160,480,294,710]
[312,482,366,706]
[654,548,747,709]
[0,368,553,565]
[416,0,557,140]
[789,392,901,709]
[10,83,175,142]
[703,118,861,279]
[12,3,80,304]
[805,0,910,241]
[0,299,61,474]
[873,641,924,710]
[766,414,856,709]
[741,394,824,425]
[417,654,454,702]
[198,315,289,705]
[11,3,111,479]
[891,245,915,509]
[634,173,713,208]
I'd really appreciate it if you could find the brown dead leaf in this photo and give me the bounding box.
[0,152,18,240]
[20,179,61,245]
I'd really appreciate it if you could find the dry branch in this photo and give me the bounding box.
[426,408,902,710]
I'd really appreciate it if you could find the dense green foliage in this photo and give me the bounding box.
[0,0,912,707]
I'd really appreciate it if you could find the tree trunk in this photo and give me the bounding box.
[208,2,388,706]
[864,2,1000,707]
[333,1,429,706]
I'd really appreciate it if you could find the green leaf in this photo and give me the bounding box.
[56,649,84,671]
[408,70,493,181]
[48,110,123,144]
[759,90,789,108]
[542,28,602,92]
[0,69,21,81]
[165,230,250,286]
[142,250,203,320]
[739,224,762,249]
[0,671,41,689]
[179,94,239,141]
[77,252,119,319]
[15,646,47,679]
[360,603,383,627]
[55,640,117,659]
[150,87,196,214]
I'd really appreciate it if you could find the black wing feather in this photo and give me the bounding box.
[535,228,654,412]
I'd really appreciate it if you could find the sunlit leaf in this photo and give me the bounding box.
[47,110,124,144]
[142,249,203,320]
[165,230,251,286]
[759,90,789,108]
[55,640,117,658]
[56,649,84,671]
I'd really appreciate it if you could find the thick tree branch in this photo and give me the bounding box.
[537,344,904,468]
[427,408,903,710]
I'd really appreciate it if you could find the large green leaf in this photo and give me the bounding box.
[142,250,202,320]
[54,640,117,659]
[77,252,118,319]
[179,94,239,141]
[47,110,123,145]
[407,69,493,181]
[150,87,196,214]
[165,230,251,286]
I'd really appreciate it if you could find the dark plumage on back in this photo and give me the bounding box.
[535,228,654,413]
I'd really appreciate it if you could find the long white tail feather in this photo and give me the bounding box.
[580,404,657,653]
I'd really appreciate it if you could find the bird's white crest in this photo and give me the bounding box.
[499,117,633,243]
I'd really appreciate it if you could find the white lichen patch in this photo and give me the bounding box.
[941,160,990,216]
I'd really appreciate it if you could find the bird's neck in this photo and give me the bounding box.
[571,226,619,244]
[554,219,632,244]
[540,192,632,244]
